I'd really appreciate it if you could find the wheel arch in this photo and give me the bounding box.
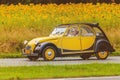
[94,39,112,53]
[34,42,61,56]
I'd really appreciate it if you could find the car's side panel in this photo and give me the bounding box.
[80,36,95,50]
[61,25,81,54]
[80,25,96,51]
[61,36,81,54]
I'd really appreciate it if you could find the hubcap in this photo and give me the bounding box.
[98,51,108,58]
[48,52,52,56]
[45,48,55,60]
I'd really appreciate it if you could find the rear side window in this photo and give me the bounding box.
[80,25,94,36]
[93,27,104,36]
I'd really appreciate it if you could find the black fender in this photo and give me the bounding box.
[34,42,61,56]
[95,39,115,53]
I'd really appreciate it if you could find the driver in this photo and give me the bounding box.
[67,27,79,36]
[73,28,79,36]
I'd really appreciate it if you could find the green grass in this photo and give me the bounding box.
[111,52,120,56]
[0,53,23,58]
[0,63,120,80]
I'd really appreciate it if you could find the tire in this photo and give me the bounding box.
[42,46,56,61]
[27,56,39,61]
[80,53,92,60]
[96,43,109,60]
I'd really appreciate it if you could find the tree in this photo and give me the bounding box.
[111,0,115,3]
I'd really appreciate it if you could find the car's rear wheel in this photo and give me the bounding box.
[96,51,109,60]
[96,43,109,60]
[80,53,92,60]
[42,46,56,61]
[27,56,39,61]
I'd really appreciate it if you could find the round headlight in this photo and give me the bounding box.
[24,40,28,45]
[35,40,39,45]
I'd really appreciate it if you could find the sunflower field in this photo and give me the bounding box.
[0,3,120,53]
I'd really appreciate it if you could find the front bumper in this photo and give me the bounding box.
[22,49,39,56]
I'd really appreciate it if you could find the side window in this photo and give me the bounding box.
[67,26,79,37]
[80,26,94,36]
[93,27,103,36]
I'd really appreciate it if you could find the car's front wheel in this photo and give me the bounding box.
[42,46,56,61]
[80,53,92,60]
[27,56,39,61]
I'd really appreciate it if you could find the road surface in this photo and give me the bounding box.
[36,76,120,80]
[0,56,120,67]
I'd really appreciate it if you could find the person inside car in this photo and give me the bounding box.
[67,27,79,36]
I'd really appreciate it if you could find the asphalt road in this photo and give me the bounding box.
[0,56,120,67]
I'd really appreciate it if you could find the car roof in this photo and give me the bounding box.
[58,23,99,27]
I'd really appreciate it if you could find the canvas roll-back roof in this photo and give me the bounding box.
[58,23,99,27]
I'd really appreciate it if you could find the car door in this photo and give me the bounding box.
[80,25,96,52]
[61,25,81,54]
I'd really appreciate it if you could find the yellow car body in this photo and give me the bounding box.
[22,23,115,61]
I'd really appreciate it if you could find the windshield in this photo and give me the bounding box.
[50,27,67,36]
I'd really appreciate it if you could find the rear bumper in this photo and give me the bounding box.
[111,49,115,52]
[109,47,115,52]
[22,49,39,56]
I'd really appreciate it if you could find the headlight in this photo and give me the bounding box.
[24,40,28,45]
[35,40,39,45]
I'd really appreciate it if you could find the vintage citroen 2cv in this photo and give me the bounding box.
[22,23,115,61]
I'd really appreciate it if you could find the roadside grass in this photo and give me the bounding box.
[110,52,120,56]
[0,63,120,80]
[0,52,23,58]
